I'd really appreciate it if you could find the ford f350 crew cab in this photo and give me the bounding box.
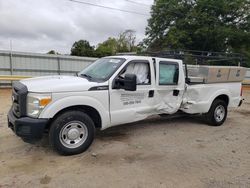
[7,56,245,155]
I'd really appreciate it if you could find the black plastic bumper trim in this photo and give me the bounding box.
[7,110,48,140]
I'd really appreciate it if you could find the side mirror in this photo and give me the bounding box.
[113,74,137,91]
[123,74,137,91]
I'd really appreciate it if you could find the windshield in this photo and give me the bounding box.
[79,58,125,82]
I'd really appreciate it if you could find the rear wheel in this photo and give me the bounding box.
[205,99,227,126]
[49,110,95,155]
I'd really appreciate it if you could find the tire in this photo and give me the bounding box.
[49,110,95,155]
[21,137,38,144]
[159,114,169,118]
[205,99,228,126]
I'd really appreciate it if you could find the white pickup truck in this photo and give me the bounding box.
[7,56,245,155]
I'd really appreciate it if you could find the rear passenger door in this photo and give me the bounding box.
[154,59,185,114]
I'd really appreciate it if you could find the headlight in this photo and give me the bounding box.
[27,93,52,118]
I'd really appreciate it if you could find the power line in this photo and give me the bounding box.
[68,0,150,16]
[126,0,171,7]
[125,0,152,7]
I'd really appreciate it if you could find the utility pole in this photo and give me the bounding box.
[9,40,13,75]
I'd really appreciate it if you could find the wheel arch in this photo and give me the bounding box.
[40,96,110,130]
[45,105,102,130]
[213,94,229,106]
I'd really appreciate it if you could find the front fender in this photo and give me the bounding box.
[39,96,110,129]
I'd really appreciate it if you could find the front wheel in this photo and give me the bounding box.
[49,110,95,155]
[205,99,228,126]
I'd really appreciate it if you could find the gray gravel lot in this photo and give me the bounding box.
[0,89,250,188]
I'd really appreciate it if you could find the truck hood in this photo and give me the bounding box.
[20,75,101,93]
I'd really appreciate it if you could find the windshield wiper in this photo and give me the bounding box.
[80,73,93,80]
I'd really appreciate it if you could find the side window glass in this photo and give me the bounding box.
[120,61,151,85]
[159,62,179,85]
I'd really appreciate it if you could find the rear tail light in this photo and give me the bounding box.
[240,85,243,96]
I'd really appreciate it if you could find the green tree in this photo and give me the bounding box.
[95,37,118,57]
[71,40,95,57]
[94,30,139,57]
[47,50,59,55]
[71,30,139,58]
[117,30,137,52]
[145,0,250,65]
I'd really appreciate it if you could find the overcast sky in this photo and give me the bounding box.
[0,0,153,54]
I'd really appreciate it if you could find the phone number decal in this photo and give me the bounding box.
[120,93,145,106]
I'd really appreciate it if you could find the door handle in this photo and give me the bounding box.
[149,90,154,98]
[173,89,180,96]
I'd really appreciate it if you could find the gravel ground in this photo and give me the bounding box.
[0,89,250,188]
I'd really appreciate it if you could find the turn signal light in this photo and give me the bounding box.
[39,98,52,106]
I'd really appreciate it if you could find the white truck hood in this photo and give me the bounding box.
[20,75,100,93]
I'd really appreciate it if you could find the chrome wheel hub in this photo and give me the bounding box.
[67,128,80,140]
[59,121,88,149]
[214,105,225,122]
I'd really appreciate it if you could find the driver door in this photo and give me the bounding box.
[109,60,155,126]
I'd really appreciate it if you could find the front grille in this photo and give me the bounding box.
[12,82,28,117]
[12,87,20,117]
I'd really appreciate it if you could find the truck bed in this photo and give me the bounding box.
[181,82,242,114]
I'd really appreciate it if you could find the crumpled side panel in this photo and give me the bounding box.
[154,90,183,114]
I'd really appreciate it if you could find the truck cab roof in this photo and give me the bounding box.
[106,55,183,63]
